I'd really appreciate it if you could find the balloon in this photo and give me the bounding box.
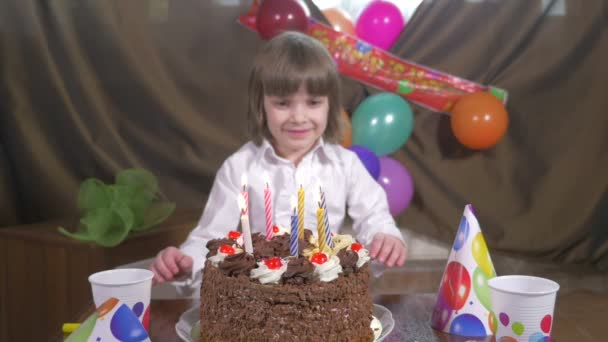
[440,261,471,310]
[340,109,352,147]
[450,92,509,150]
[512,322,525,335]
[489,311,498,334]
[322,8,355,35]
[431,292,453,331]
[96,297,119,318]
[449,313,487,337]
[472,267,492,311]
[256,0,309,40]
[540,314,552,333]
[472,232,494,277]
[110,304,149,341]
[453,216,470,251]
[352,92,414,156]
[349,145,380,180]
[355,0,405,50]
[377,156,414,216]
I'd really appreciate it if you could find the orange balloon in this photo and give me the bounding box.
[340,109,352,147]
[322,8,356,35]
[450,92,509,150]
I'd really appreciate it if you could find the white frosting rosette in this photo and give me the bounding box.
[272,225,290,236]
[355,248,371,268]
[331,234,355,254]
[250,258,288,285]
[313,254,343,282]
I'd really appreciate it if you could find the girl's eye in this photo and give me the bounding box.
[308,99,323,106]
[274,100,289,107]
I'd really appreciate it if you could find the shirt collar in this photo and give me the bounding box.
[258,138,338,164]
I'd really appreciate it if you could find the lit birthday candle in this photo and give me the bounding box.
[237,193,253,254]
[296,175,305,239]
[315,190,327,253]
[263,172,273,241]
[290,196,299,257]
[317,180,334,249]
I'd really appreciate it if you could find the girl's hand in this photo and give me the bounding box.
[149,246,193,285]
[368,233,407,267]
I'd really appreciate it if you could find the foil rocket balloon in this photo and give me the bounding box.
[431,204,497,337]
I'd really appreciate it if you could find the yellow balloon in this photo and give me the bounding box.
[472,233,494,277]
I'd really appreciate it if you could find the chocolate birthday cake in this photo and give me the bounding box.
[199,227,377,341]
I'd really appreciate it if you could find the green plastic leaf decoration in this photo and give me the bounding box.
[77,178,111,210]
[135,202,176,231]
[116,169,159,193]
[58,168,175,247]
[95,206,135,247]
[57,226,96,242]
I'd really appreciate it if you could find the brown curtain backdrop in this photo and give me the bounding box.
[1,0,606,268]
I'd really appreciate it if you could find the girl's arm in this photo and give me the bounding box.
[345,153,406,249]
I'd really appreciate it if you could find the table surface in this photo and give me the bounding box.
[145,294,498,342]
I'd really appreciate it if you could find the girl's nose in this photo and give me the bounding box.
[291,105,307,122]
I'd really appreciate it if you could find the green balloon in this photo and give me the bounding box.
[473,267,493,311]
[351,92,414,156]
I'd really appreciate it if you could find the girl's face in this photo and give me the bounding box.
[263,84,329,160]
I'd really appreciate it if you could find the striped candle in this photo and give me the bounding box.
[317,182,334,249]
[290,196,299,257]
[240,173,249,216]
[297,184,305,239]
[316,205,326,253]
[263,173,273,241]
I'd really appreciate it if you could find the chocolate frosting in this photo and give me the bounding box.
[298,229,314,254]
[206,238,235,257]
[218,252,256,277]
[281,257,315,285]
[337,249,359,275]
[253,233,292,260]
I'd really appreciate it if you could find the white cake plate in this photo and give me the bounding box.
[176,303,394,342]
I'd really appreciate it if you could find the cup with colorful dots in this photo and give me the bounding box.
[88,268,154,331]
[488,275,559,341]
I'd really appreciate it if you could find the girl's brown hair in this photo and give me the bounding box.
[247,31,343,145]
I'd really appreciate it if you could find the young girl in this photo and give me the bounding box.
[150,31,407,285]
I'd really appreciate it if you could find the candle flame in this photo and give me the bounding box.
[316,179,323,194]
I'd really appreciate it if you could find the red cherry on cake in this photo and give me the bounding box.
[310,252,328,265]
[351,243,363,252]
[219,245,235,255]
[272,225,280,233]
[264,257,283,270]
[228,230,241,240]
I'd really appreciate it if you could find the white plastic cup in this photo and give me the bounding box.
[488,275,559,341]
[89,268,154,329]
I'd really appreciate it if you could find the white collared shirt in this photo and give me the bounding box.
[179,138,404,284]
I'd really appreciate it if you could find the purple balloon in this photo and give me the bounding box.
[349,145,380,180]
[431,292,453,331]
[355,0,405,51]
[378,156,414,216]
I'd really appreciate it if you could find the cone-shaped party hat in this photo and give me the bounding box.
[431,204,497,337]
[65,297,150,342]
